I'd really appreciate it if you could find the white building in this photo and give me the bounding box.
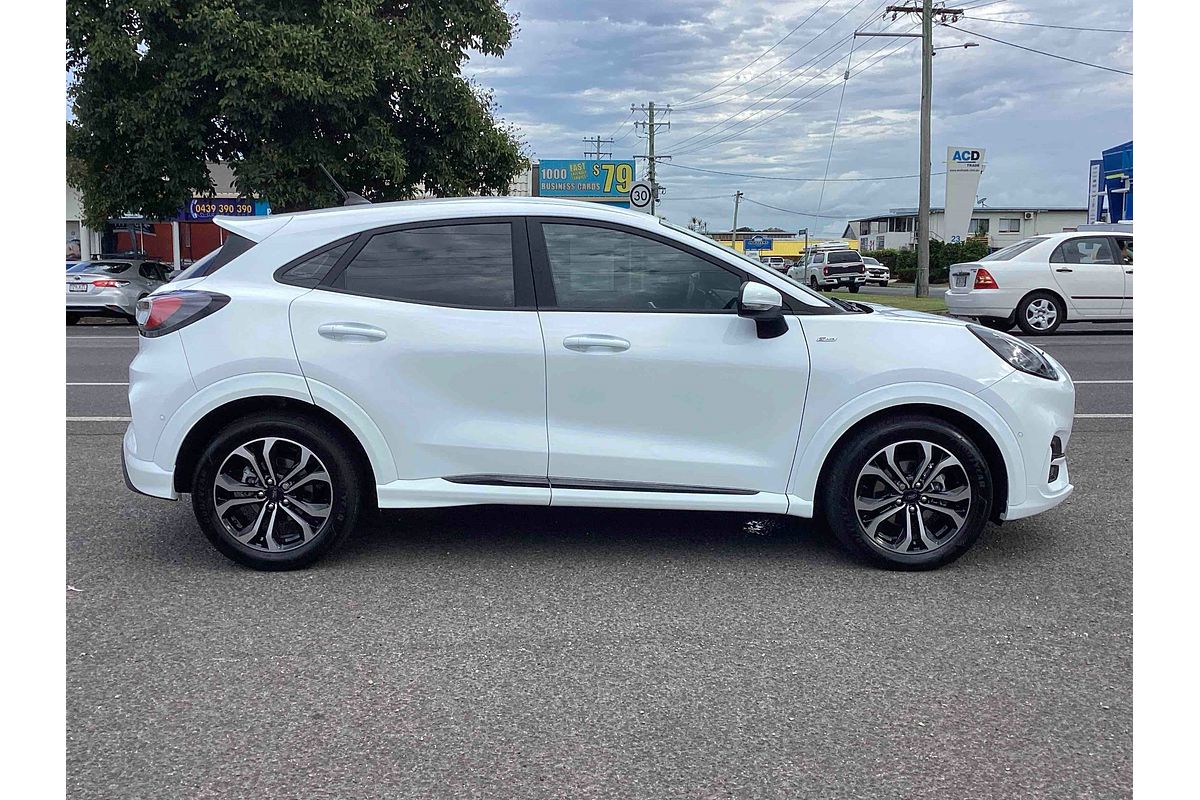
[845,206,1087,252]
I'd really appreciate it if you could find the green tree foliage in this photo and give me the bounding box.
[66,0,527,226]
[864,238,990,283]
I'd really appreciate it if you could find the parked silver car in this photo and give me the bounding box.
[66,259,171,324]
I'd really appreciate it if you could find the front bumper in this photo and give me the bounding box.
[122,424,177,500]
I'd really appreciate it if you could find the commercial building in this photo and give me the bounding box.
[845,206,1087,252]
[707,230,856,261]
[1088,140,1132,224]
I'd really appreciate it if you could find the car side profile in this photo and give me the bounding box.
[123,198,1075,571]
[945,230,1133,334]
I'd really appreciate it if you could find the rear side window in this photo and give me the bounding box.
[279,241,352,288]
[332,223,515,307]
[175,234,257,280]
[981,237,1046,262]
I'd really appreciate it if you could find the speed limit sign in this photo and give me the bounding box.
[628,180,653,213]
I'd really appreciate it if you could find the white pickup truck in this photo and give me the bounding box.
[787,248,868,292]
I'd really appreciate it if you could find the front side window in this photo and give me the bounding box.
[1050,236,1115,265]
[333,223,515,307]
[1115,236,1132,264]
[541,223,743,311]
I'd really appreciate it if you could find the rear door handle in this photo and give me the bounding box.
[1125,269,1133,274]
[563,334,631,353]
[318,322,388,342]
[1054,267,1074,273]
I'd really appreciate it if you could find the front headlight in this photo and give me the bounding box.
[968,324,1058,380]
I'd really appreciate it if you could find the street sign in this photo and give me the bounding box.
[744,235,773,251]
[628,180,653,213]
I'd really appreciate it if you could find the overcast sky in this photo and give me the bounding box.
[468,0,1132,235]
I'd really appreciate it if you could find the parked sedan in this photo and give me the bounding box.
[124,197,1074,572]
[66,259,171,324]
[945,231,1132,334]
[863,256,891,286]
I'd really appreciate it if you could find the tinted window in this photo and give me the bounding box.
[334,223,514,307]
[139,263,164,280]
[981,237,1046,262]
[174,234,257,280]
[542,224,743,311]
[78,262,133,275]
[280,242,351,288]
[1115,237,1132,264]
[1050,237,1115,265]
[828,251,862,264]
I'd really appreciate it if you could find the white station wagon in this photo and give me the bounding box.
[945,230,1133,334]
[123,198,1075,571]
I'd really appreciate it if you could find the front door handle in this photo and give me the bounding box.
[318,322,388,342]
[1055,267,1074,273]
[563,334,631,353]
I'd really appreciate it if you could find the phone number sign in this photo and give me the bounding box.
[183,197,257,221]
[538,160,636,200]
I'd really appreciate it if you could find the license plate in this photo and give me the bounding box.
[68,283,88,293]
[953,274,968,288]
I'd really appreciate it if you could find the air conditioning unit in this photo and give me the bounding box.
[1024,211,1035,220]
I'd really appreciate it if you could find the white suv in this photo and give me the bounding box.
[124,198,1075,571]
[787,248,867,292]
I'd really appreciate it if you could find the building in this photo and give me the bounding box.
[707,230,856,261]
[1088,140,1132,224]
[67,163,272,267]
[845,206,1088,252]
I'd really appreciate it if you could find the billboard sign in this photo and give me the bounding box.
[1087,159,1104,224]
[182,197,258,221]
[537,160,636,201]
[743,235,773,251]
[944,147,986,244]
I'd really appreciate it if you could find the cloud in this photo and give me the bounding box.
[472,0,1132,235]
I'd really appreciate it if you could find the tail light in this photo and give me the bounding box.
[974,268,999,289]
[823,266,830,276]
[92,279,130,288]
[135,290,230,338]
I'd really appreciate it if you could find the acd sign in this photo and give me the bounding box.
[951,149,982,162]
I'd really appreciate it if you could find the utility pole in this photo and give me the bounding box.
[582,136,613,160]
[731,191,743,251]
[633,102,671,215]
[864,3,962,296]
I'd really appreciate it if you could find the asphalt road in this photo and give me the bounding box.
[66,320,1132,798]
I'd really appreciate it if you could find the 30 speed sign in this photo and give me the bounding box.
[628,180,653,212]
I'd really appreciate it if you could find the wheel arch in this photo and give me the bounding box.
[173,395,378,499]
[1018,286,1072,321]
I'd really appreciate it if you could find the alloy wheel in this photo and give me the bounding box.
[212,437,333,552]
[1025,298,1058,331]
[853,440,972,554]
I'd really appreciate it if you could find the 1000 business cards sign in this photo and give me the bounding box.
[537,160,636,203]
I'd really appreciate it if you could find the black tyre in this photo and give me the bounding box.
[847,284,860,294]
[66,313,82,325]
[821,413,992,570]
[192,412,363,570]
[809,276,824,292]
[1015,291,1064,335]
[978,315,1015,332]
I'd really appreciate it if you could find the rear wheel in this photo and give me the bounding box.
[191,413,363,570]
[809,276,824,292]
[66,313,81,325]
[847,284,860,294]
[821,414,992,569]
[1015,291,1064,335]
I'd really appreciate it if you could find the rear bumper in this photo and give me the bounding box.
[820,275,866,286]
[66,289,138,316]
[945,288,1019,319]
[122,424,177,500]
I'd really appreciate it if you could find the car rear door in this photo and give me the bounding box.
[1048,235,1125,318]
[529,218,809,509]
[287,218,549,496]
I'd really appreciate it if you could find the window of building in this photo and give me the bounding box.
[968,218,990,235]
[333,223,515,307]
[999,218,1022,233]
[888,216,914,233]
[541,223,743,311]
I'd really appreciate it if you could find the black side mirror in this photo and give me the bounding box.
[737,281,788,339]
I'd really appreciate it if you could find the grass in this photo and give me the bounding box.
[826,289,948,313]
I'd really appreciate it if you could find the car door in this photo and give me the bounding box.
[1048,236,1125,318]
[288,218,549,496]
[529,218,810,508]
[1114,235,1133,317]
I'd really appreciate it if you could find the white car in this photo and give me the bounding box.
[787,248,867,292]
[123,197,1074,571]
[945,231,1133,334]
[863,256,891,286]
[762,256,788,272]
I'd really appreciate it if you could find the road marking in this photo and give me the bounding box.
[1074,380,1132,384]
[67,382,129,386]
[66,336,139,342]
[67,416,131,422]
[1075,413,1133,419]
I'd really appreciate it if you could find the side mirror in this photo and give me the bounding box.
[737,281,788,339]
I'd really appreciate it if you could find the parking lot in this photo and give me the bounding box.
[66,320,1132,798]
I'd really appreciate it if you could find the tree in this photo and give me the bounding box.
[66,0,527,227]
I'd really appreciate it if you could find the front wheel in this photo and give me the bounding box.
[191,413,364,570]
[821,414,992,569]
[1015,291,1064,335]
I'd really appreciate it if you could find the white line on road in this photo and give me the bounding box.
[66,336,139,342]
[67,416,131,422]
[67,382,129,386]
[1074,380,1132,385]
[1074,413,1133,419]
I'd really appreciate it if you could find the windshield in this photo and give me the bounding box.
[981,237,1047,262]
[68,261,130,274]
[862,257,880,266]
[660,220,841,310]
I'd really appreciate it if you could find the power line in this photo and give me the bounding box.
[816,40,857,213]
[659,162,944,182]
[740,196,851,220]
[945,24,1133,75]
[672,0,838,107]
[960,15,1132,34]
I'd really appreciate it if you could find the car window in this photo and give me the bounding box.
[813,253,824,264]
[541,223,743,311]
[827,251,862,264]
[1115,237,1132,265]
[1050,237,1115,265]
[139,263,162,280]
[279,241,352,288]
[83,262,133,275]
[981,237,1047,262]
[333,223,515,307]
[67,262,96,273]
